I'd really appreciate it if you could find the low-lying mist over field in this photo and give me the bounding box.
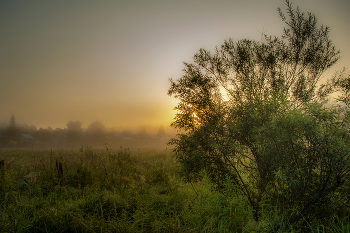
[0,115,176,150]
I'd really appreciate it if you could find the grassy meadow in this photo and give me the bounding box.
[0,146,349,232]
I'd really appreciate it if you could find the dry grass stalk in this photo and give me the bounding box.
[56,160,63,178]
[0,159,4,170]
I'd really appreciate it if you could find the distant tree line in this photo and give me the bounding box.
[0,116,168,147]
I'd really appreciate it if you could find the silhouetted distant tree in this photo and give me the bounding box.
[137,126,148,138]
[18,123,37,134]
[6,114,20,142]
[31,127,52,143]
[67,121,82,143]
[86,121,106,142]
[52,128,66,144]
[156,125,166,137]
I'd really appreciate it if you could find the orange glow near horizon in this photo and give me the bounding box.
[0,1,349,130]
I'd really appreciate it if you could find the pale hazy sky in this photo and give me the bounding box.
[1,0,349,129]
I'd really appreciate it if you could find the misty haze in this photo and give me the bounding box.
[0,115,175,150]
[1,0,350,232]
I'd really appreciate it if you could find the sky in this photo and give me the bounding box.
[1,0,349,129]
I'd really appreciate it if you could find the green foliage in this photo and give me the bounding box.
[0,148,349,232]
[168,0,349,228]
[145,162,170,186]
[179,173,252,232]
[0,164,16,193]
[0,148,185,232]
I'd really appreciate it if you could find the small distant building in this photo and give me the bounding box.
[21,134,34,143]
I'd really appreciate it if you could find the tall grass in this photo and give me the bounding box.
[0,147,348,232]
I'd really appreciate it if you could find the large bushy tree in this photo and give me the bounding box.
[168,0,350,225]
